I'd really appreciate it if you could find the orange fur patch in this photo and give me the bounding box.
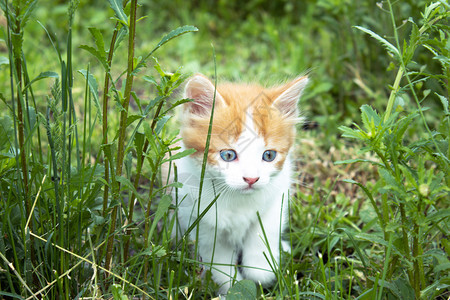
[182,78,305,168]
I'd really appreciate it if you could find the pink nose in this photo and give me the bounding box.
[243,177,259,185]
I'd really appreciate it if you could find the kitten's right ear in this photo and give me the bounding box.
[184,74,225,116]
[272,76,309,119]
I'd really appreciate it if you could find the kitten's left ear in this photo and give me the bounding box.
[272,76,309,119]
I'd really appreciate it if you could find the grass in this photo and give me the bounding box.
[0,0,449,299]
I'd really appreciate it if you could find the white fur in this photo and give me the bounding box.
[173,111,291,295]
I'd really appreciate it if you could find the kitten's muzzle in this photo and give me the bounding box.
[243,177,259,186]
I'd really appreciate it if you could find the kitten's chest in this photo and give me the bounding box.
[213,204,257,243]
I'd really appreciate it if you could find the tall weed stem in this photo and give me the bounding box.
[7,0,36,273]
[102,24,119,216]
[104,0,137,275]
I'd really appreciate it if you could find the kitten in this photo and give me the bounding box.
[172,74,308,294]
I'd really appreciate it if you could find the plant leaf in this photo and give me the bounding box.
[116,175,142,201]
[227,280,257,300]
[153,25,198,55]
[354,233,405,259]
[354,26,401,62]
[79,45,108,70]
[0,115,13,152]
[144,95,165,113]
[21,0,38,29]
[126,114,142,128]
[161,149,196,164]
[111,283,129,300]
[360,104,381,133]
[148,195,172,239]
[107,0,128,26]
[23,71,59,92]
[338,125,365,140]
[155,115,171,135]
[88,27,107,65]
[143,75,158,86]
[435,93,449,114]
[78,69,102,124]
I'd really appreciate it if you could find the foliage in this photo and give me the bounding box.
[338,1,450,298]
[0,0,198,298]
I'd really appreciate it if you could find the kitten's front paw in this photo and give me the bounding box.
[241,267,276,287]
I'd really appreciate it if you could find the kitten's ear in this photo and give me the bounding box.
[184,74,226,116]
[272,76,309,119]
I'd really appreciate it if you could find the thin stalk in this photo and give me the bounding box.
[412,196,426,296]
[398,202,414,288]
[102,23,120,216]
[124,96,166,262]
[167,270,175,299]
[386,0,401,50]
[412,224,421,298]
[383,0,406,123]
[0,225,16,294]
[0,251,37,299]
[67,26,81,173]
[13,10,28,202]
[65,9,78,296]
[82,65,90,167]
[403,69,447,165]
[81,66,91,280]
[104,205,118,274]
[380,194,390,241]
[60,59,69,298]
[383,68,403,122]
[193,46,218,282]
[377,234,394,300]
[21,55,43,162]
[3,189,21,288]
[115,2,137,176]
[104,0,137,274]
[8,2,35,274]
[143,156,163,282]
[123,141,146,262]
[45,106,62,293]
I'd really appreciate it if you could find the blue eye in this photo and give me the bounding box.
[220,149,237,162]
[262,150,277,162]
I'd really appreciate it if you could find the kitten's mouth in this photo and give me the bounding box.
[241,185,258,193]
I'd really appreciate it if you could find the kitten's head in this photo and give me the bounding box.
[181,74,308,193]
